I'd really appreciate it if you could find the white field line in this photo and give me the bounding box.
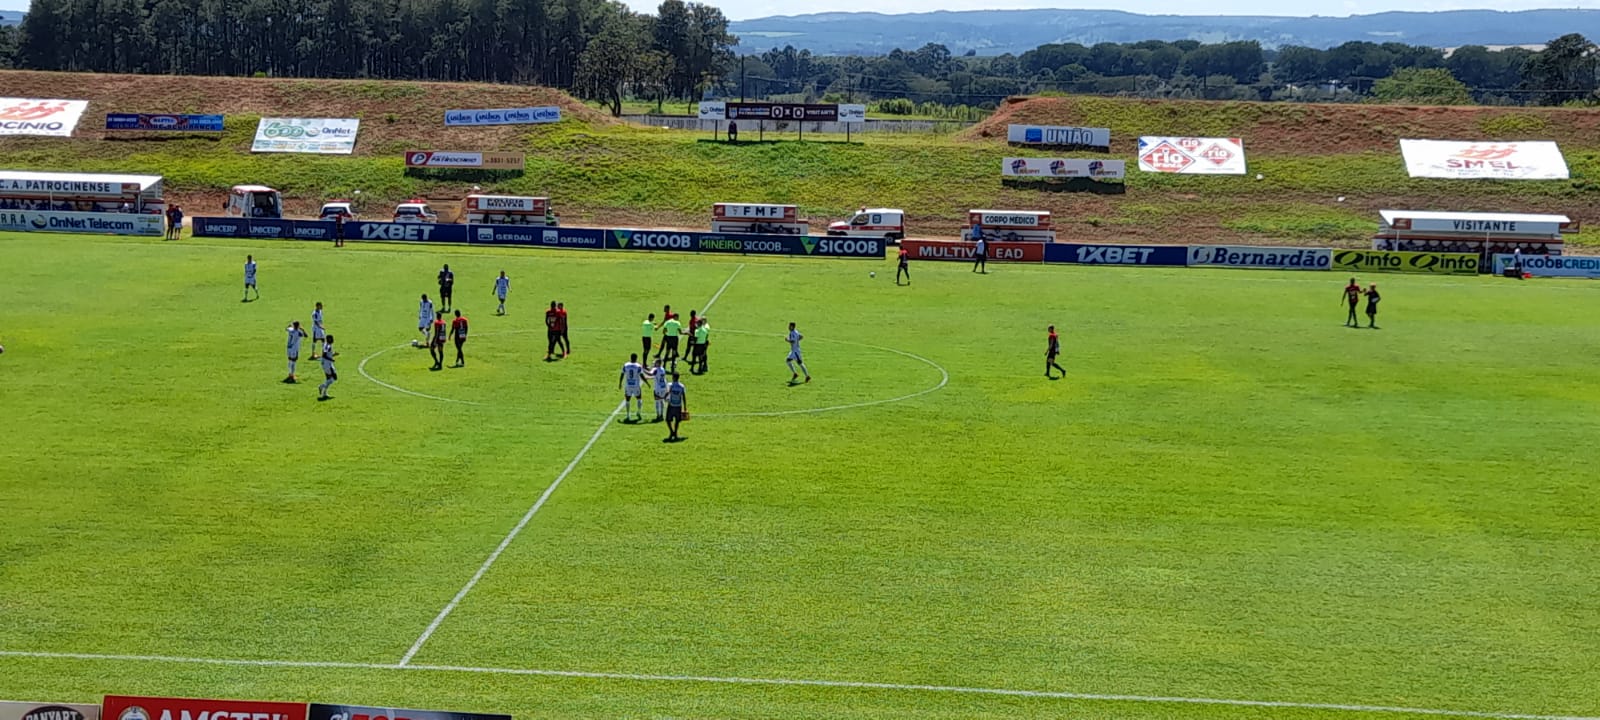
[397,263,745,665]
[357,343,486,406]
[0,650,1593,720]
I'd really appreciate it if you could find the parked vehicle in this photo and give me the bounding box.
[965,209,1055,242]
[712,202,808,235]
[393,200,438,223]
[319,200,356,222]
[224,185,283,219]
[827,208,905,241]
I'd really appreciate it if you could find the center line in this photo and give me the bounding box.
[397,263,745,666]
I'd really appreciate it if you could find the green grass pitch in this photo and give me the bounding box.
[1,230,1598,720]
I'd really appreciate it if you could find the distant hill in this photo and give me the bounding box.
[0,10,23,25]
[730,9,1600,56]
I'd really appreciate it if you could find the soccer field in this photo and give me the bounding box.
[1,231,1598,720]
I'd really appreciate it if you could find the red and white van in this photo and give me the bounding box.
[827,208,905,241]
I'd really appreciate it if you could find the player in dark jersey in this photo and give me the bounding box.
[545,301,562,361]
[1363,284,1381,328]
[896,245,910,285]
[450,309,469,367]
[437,264,455,311]
[1342,277,1361,327]
[1046,325,1066,378]
[430,311,447,370]
[556,301,570,355]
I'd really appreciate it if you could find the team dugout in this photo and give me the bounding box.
[0,170,167,213]
[1373,209,1574,256]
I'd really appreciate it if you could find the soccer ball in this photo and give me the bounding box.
[410,339,421,348]
[869,271,876,278]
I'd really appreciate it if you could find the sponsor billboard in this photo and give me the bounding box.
[1006,124,1111,149]
[1387,214,1566,237]
[444,107,561,126]
[1044,243,1187,266]
[1331,249,1479,275]
[1399,139,1569,180]
[102,696,307,720]
[404,151,525,169]
[726,103,839,122]
[252,118,360,154]
[901,239,1043,263]
[1002,157,1125,180]
[608,229,882,258]
[307,704,508,720]
[191,218,340,240]
[0,701,101,720]
[346,221,469,244]
[839,104,867,123]
[105,113,224,132]
[1137,136,1246,175]
[0,98,90,137]
[0,210,162,236]
[697,102,726,121]
[1188,245,1331,270]
[472,225,604,249]
[1493,253,1600,278]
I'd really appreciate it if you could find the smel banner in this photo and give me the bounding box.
[1331,249,1479,275]
[1002,157,1125,180]
[252,118,360,154]
[1399,139,1569,180]
[0,98,90,137]
[1137,136,1247,175]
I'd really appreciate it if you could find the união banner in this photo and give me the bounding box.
[1006,124,1111,149]
[1399,139,1569,180]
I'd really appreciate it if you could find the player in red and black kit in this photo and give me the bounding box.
[450,309,469,367]
[545,301,562,361]
[1342,277,1362,327]
[896,245,910,285]
[1046,325,1066,379]
[429,311,447,371]
[556,301,570,356]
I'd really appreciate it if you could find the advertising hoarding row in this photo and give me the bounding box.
[404,151,525,169]
[696,102,866,124]
[1137,136,1247,175]
[251,118,361,154]
[444,107,561,126]
[1331,249,1479,275]
[0,98,90,137]
[1492,253,1600,278]
[1399,139,1568,180]
[1002,157,1125,180]
[1006,124,1111,149]
[105,114,224,132]
[0,210,163,236]
[98,697,509,720]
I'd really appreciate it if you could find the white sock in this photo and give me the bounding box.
[800,362,810,376]
[288,360,296,375]
[787,360,796,373]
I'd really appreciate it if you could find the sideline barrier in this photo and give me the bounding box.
[309,704,510,720]
[1045,242,1186,266]
[1332,249,1478,275]
[1189,245,1330,270]
[0,210,163,236]
[607,228,883,258]
[902,239,1043,263]
[472,225,605,249]
[1493,253,1600,278]
[104,696,308,720]
[193,217,339,240]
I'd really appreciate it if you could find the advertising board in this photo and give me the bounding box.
[251,118,360,154]
[307,704,507,720]
[1331,249,1479,275]
[1006,124,1111,149]
[102,696,307,720]
[0,98,89,136]
[0,701,101,720]
[608,229,882,258]
[405,151,525,169]
[726,103,839,121]
[1137,136,1247,175]
[1188,245,1330,270]
[1492,253,1600,278]
[839,104,867,123]
[0,210,162,236]
[1399,139,1569,180]
[444,107,562,126]
[1044,243,1187,266]
[472,225,604,249]
[191,217,338,240]
[901,239,1043,263]
[105,113,224,132]
[1002,157,1125,180]
[697,102,726,121]
[1386,214,1566,236]
[345,221,468,243]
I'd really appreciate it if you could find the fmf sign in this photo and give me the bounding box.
[103,696,307,720]
[901,239,1043,263]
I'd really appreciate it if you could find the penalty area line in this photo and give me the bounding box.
[0,650,1592,720]
[396,263,745,666]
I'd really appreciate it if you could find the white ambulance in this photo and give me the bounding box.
[223,185,283,219]
[712,202,808,235]
[464,194,556,226]
[966,209,1055,242]
[827,208,905,241]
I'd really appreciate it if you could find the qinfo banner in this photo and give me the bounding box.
[1399,139,1569,180]
[900,239,1043,263]
[105,113,224,132]
[1137,136,1247,175]
[608,229,883,258]
[1188,245,1330,270]
[0,702,101,720]
[1006,124,1111,149]
[308,704,509,720]
[1002,157,1125,180]
[0,98,89,137]
[1044,243,1187,266]
[0,210,163,236]
[405,151,525,169]
[102,696,307,720]
[1493,253,1600,278]
[1331,249,1479,275]
[251,118,360,154]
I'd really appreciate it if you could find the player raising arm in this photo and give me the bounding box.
[1364,284,1381,329]
[284,320,308,383]
[619,353,645,422]
[786,322,811,384]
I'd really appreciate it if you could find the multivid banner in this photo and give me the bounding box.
[0,701,101,720]
[1137,136,1247,175]
[1188,245,1331,270]
[102,696,307,720]
[1399,139,1569,180]
[1492,253,1600,278]
[307,704,509,720]
[608,228,884,258]
[1044,243,1187,266]
[252,118,360,154]
[105,113,224,132]
[1331,249,1479,275]
[1002,157,1125,180]
[1006,124,1111,149]
[0,209,163,236]
[444,107,561,126]
[0,98,90,136]
[900,239,1043,263]
[405,151,525,169]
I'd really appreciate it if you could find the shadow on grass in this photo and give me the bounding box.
[1002,178,1128,195]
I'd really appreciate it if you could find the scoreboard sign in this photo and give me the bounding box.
[726,103,839,121]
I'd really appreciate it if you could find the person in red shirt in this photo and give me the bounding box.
[1046,325,1066,379]
[545,301,562,361]
[450,309,469,367]
[430,312,447,371]
[556,301,570,356]
[1342,277,1361,327]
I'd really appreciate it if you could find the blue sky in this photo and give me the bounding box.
[1,0,1590,21]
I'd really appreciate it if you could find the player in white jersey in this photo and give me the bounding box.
[243,255,259,302]
[317,334,338,400]
[417,294,435,341]
[311,302,327,356]
[619,353,646,421]
[786,321,811,383]
[649,357,669,422]
[493,271,510,315]
[285,320,308,383]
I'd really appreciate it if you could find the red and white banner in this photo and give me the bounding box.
[405,151,524,169]
[1399,139,1569,180]
[0,98,90,137]
[901,239,1044,263]
[1137,136,1246,175]
[1002,157,1125,180]
[103,696,308,720]
[714,203,796,220]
